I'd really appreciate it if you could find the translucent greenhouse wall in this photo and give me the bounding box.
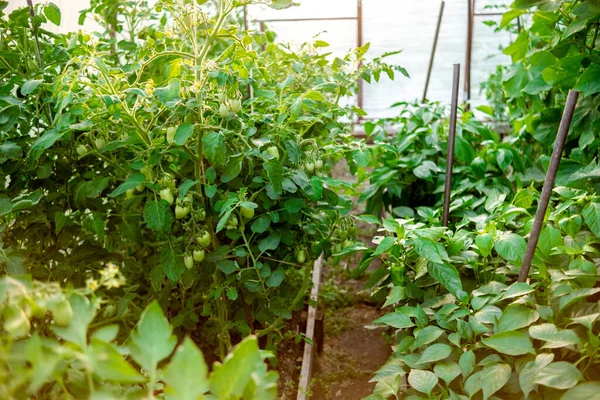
[248,0,514,118]
[8,0,514,118]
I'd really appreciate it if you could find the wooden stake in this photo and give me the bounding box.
[297,254,324,400]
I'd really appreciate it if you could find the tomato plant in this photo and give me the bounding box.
[0,0,406,372]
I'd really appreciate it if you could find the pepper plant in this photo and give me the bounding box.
[357,101,524,217]
[360,182,600,399]
[485,0,600,164]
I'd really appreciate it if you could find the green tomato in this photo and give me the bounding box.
[184,114,195,124]
[158,175,173,187]
[140,166,152,180]
[334,243,342,254]
[241,206,255,219]
[195,209,206,222]
[167,126,177,145]
[197,230,211,247]
[30,302,47,319]
[175,205,190,219]
[266,146,279,159]
[219,103,230,118]
[314,159,324,170]
[193,249,206,262]
[160,188,174,205]
[184,255,194,270]
[126,188,135,199]
[76,144,87,156]
[136,183,145,192]
[53,299,73,327]
[218,92,227,102]
[94,138,105,151]
[305,162,315,173]
[296,250,306,264]
[4,306,30,339]
[230,99,241,113]
[343,239,353,249]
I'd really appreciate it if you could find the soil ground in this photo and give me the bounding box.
[277,160,392,399]
[308,292,390,399]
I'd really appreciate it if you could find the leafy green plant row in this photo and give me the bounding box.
[353,0,600,394]
[355,101,523,218]
[359,182,600,399]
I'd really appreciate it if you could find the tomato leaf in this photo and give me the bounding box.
[209,337,262,398]
[129,301,177,372]
[202,131,227,167]
[143,200,173,233]
[163,337,209,398]
[173,123,194,146]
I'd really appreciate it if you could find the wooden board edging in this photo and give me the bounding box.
[296,253,324,400]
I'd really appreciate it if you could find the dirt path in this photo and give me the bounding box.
[309,303,390,399]
[307,160,391,399]
[278,159,392,399]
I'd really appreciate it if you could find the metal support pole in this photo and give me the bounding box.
[518,91,580,282]
[464,0,473,107]
[442,64,461,227]
[422,1,445,103]
[357,0,364,115]
[243,5,248,31]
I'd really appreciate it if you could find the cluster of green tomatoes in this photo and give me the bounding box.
[75,134,106,156]
[217,92,242,119]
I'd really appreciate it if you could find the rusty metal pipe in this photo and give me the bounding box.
[422,1,446,103]
[357,0,364,122]
[442,64,461,227]
[518,90,580,282]
[464,0,473,107]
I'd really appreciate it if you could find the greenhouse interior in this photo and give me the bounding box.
[1,0,600,398]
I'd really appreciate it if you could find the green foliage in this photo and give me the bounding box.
[356,102,521,217]
[358,2,600,390]
[0,0,409,396]
[0,276,277,399]
[0,0,405,358]
[484,0,600,165]
[361,135,600,398]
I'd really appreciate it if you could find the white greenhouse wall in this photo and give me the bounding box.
[7,0,513,118]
